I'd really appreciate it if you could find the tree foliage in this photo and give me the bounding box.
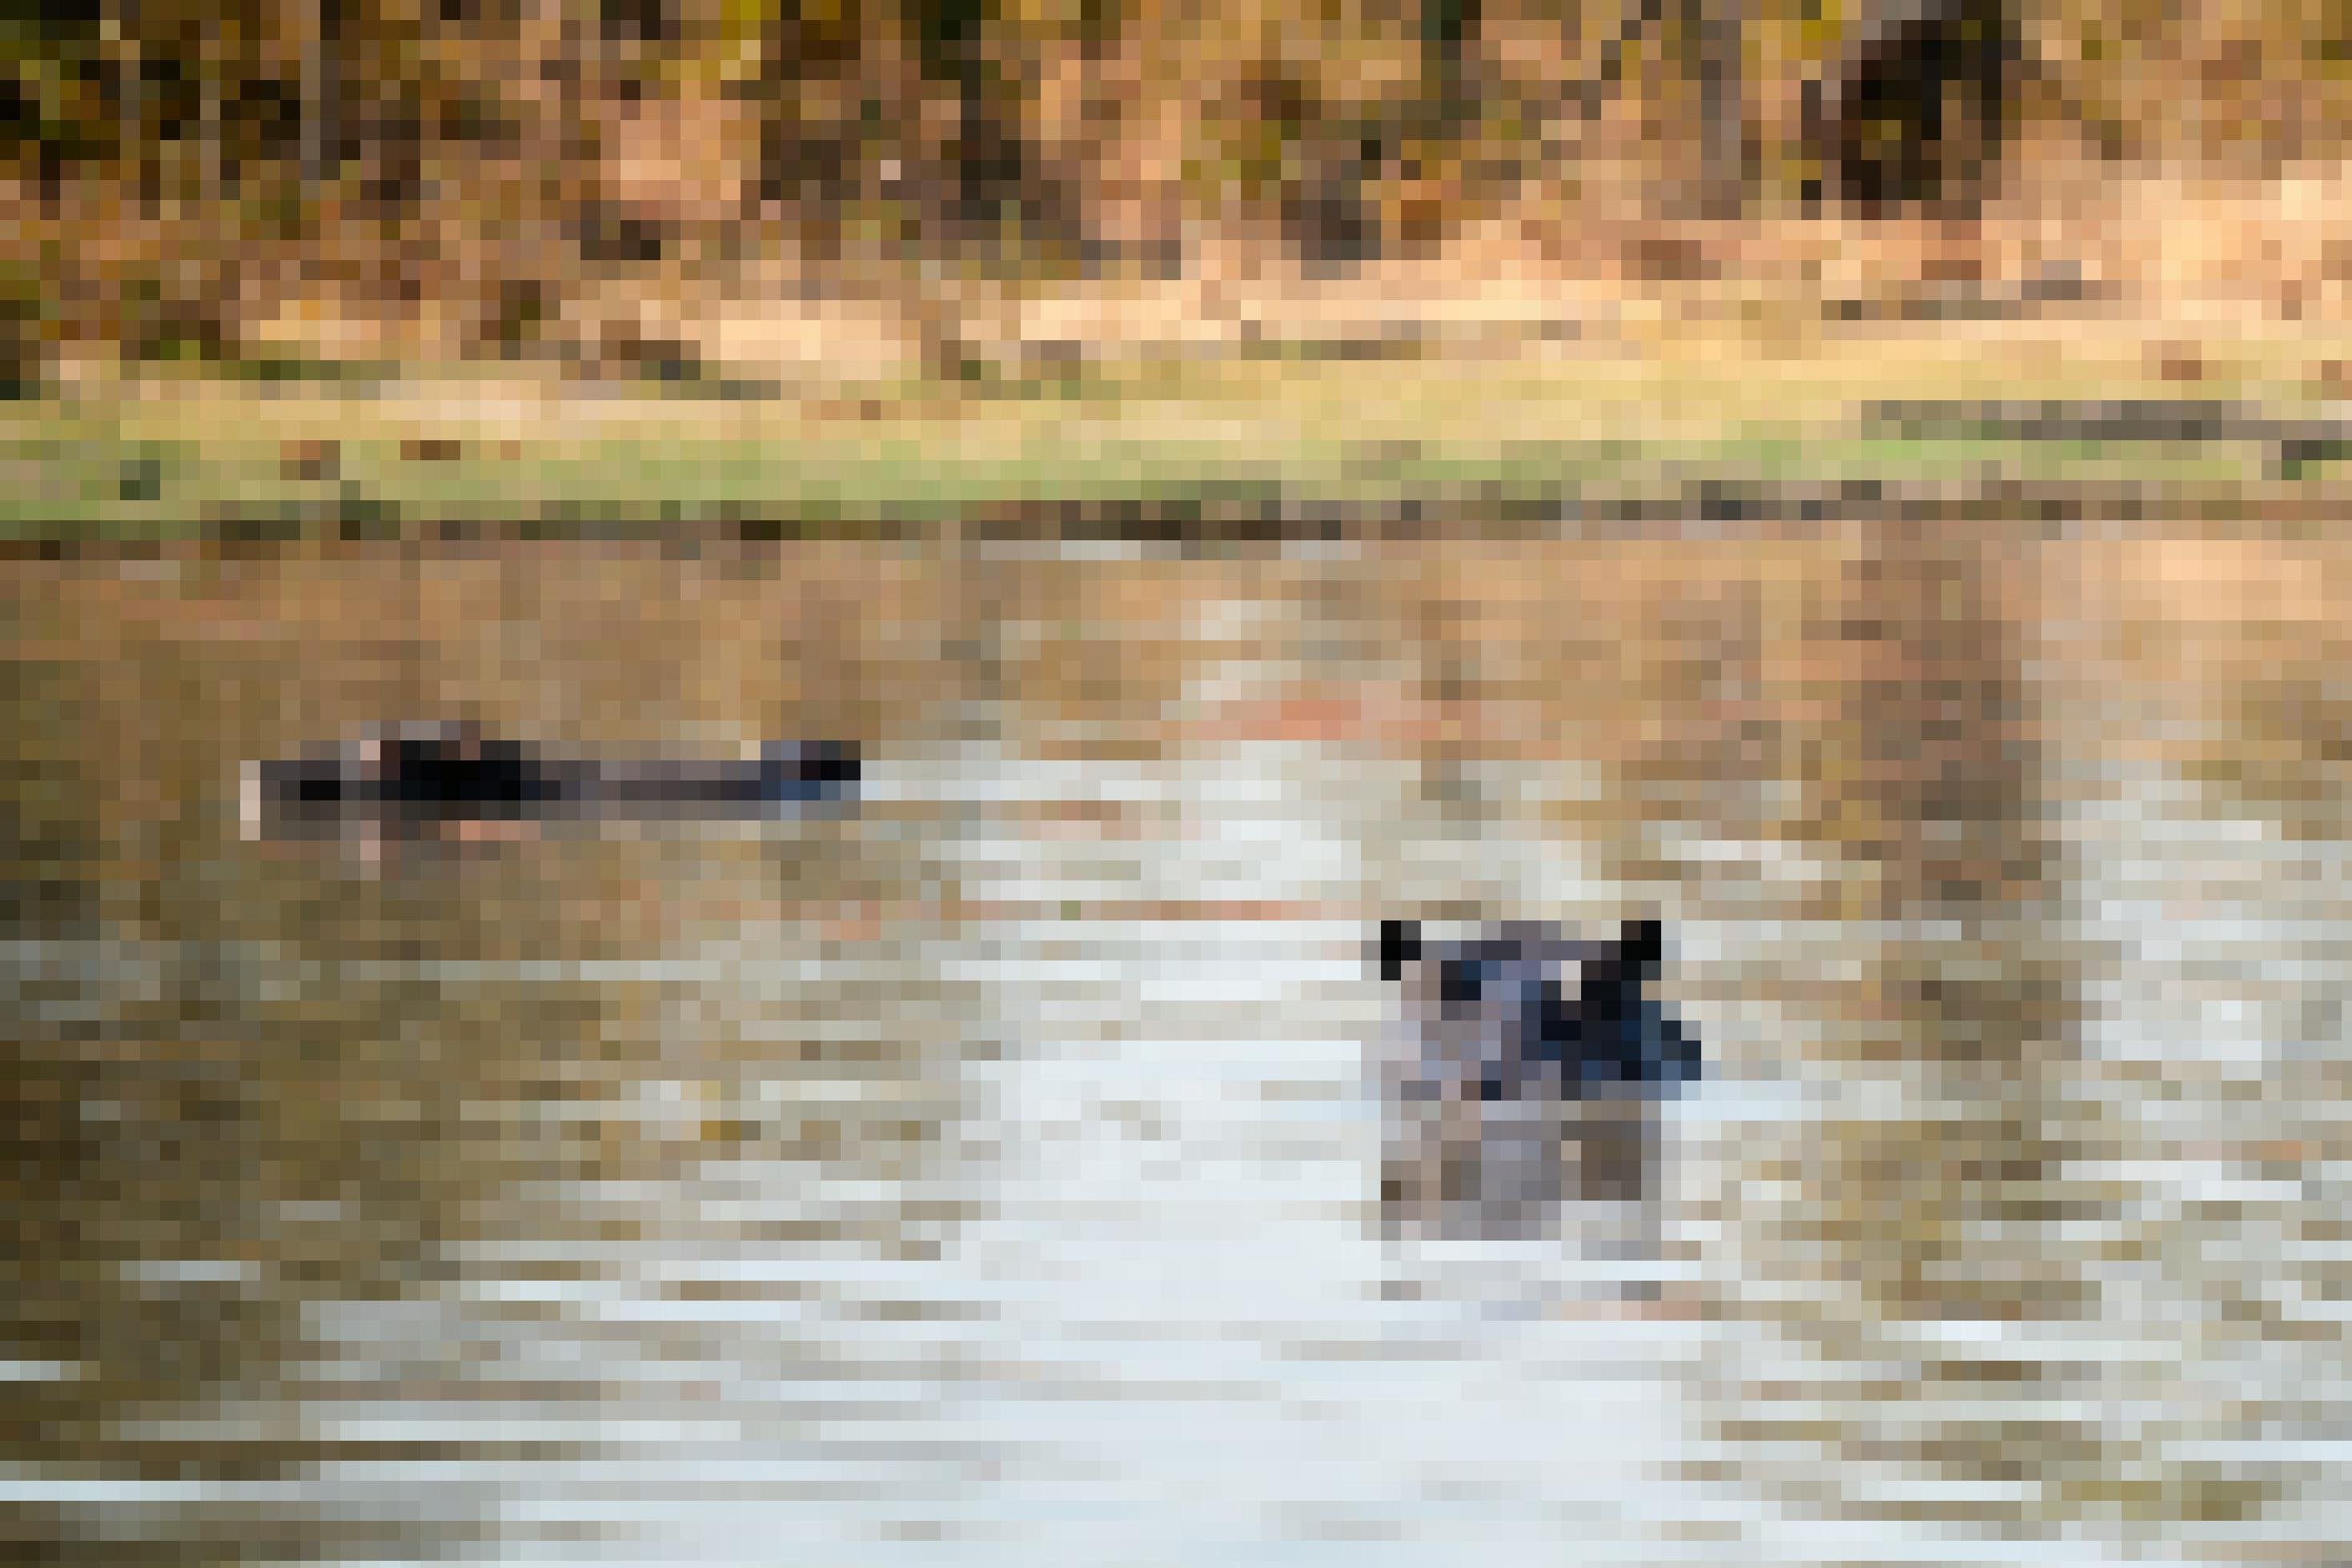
[6,0,2349,377]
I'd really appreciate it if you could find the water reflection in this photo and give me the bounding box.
[5,535,2350,1562]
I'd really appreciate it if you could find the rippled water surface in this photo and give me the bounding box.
[6,535,2349,1564]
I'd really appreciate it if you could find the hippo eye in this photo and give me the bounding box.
[1439,958,1487,1006]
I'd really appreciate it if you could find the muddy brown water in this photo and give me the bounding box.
[5,532,2348,1564]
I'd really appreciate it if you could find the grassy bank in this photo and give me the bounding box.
[11,298,2352,538]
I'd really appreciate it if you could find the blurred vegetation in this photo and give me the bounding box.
[5,0,2352,385]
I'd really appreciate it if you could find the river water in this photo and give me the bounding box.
[5,533,2347,1564]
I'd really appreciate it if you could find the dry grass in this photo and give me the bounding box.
[19,161,2352,531]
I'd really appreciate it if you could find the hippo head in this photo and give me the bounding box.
[1376,918,1696,1101]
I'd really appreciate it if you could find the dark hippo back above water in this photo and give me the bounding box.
[244,720,861,839]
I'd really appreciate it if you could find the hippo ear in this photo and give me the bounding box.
[1616,919,1664,972]
[1379,920,1420,981]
